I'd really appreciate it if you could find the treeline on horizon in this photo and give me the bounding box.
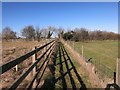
[2,25,120,42]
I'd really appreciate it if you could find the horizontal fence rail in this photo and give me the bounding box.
[27,44,55,89]
[0,40,54,74]
[9,41,56,89]
[1,39,57,89]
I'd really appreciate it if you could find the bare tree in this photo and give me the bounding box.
[89,31,96,40]
[47,26,55,39]
[2,27,16,40]
[47,30,53,39]
[21,25,35,40]
[57,27,64,39]
[35,26,42,42]
[73,28,88,41]
[41,28,48,38]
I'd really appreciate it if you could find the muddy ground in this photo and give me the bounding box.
[1,40,47,88]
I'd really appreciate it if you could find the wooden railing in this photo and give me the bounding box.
[0,39,56,89]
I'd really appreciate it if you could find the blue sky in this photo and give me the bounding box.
[2,2,118,36]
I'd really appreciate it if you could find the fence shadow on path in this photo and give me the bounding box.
[40,42,86,90]
[40,42,59,90]
[61,42,86,90]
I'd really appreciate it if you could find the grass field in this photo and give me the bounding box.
[67,40,118,78]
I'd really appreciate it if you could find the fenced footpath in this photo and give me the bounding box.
[39,41,87,89]
[56,42,86,89]
[0,39,57,89]
[0,40,87,89]
[1,39,119,89]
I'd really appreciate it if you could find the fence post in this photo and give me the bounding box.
[35,46,37,71]
[32,46,37,87]
[45,42,47,58]
[73,41,74,50]
[15,65,18,72]
[116,58,120,86]
[82,45,83,57]
[44,42,46,59]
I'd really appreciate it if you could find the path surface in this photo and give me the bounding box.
[40,42,87,89]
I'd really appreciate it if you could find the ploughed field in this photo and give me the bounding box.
[1,40,47,88]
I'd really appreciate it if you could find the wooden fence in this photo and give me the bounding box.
[0,39,56,89]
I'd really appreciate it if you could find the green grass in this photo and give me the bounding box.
[54,43,92,88]
[65,47,92,88]
[67,40,118,78]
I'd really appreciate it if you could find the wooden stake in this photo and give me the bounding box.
[15,65,18,72]
[32,47,37,75]
[73,41,74,50]
[32,47,37,87]
[82,45,83,57]
[116,58,120,86]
